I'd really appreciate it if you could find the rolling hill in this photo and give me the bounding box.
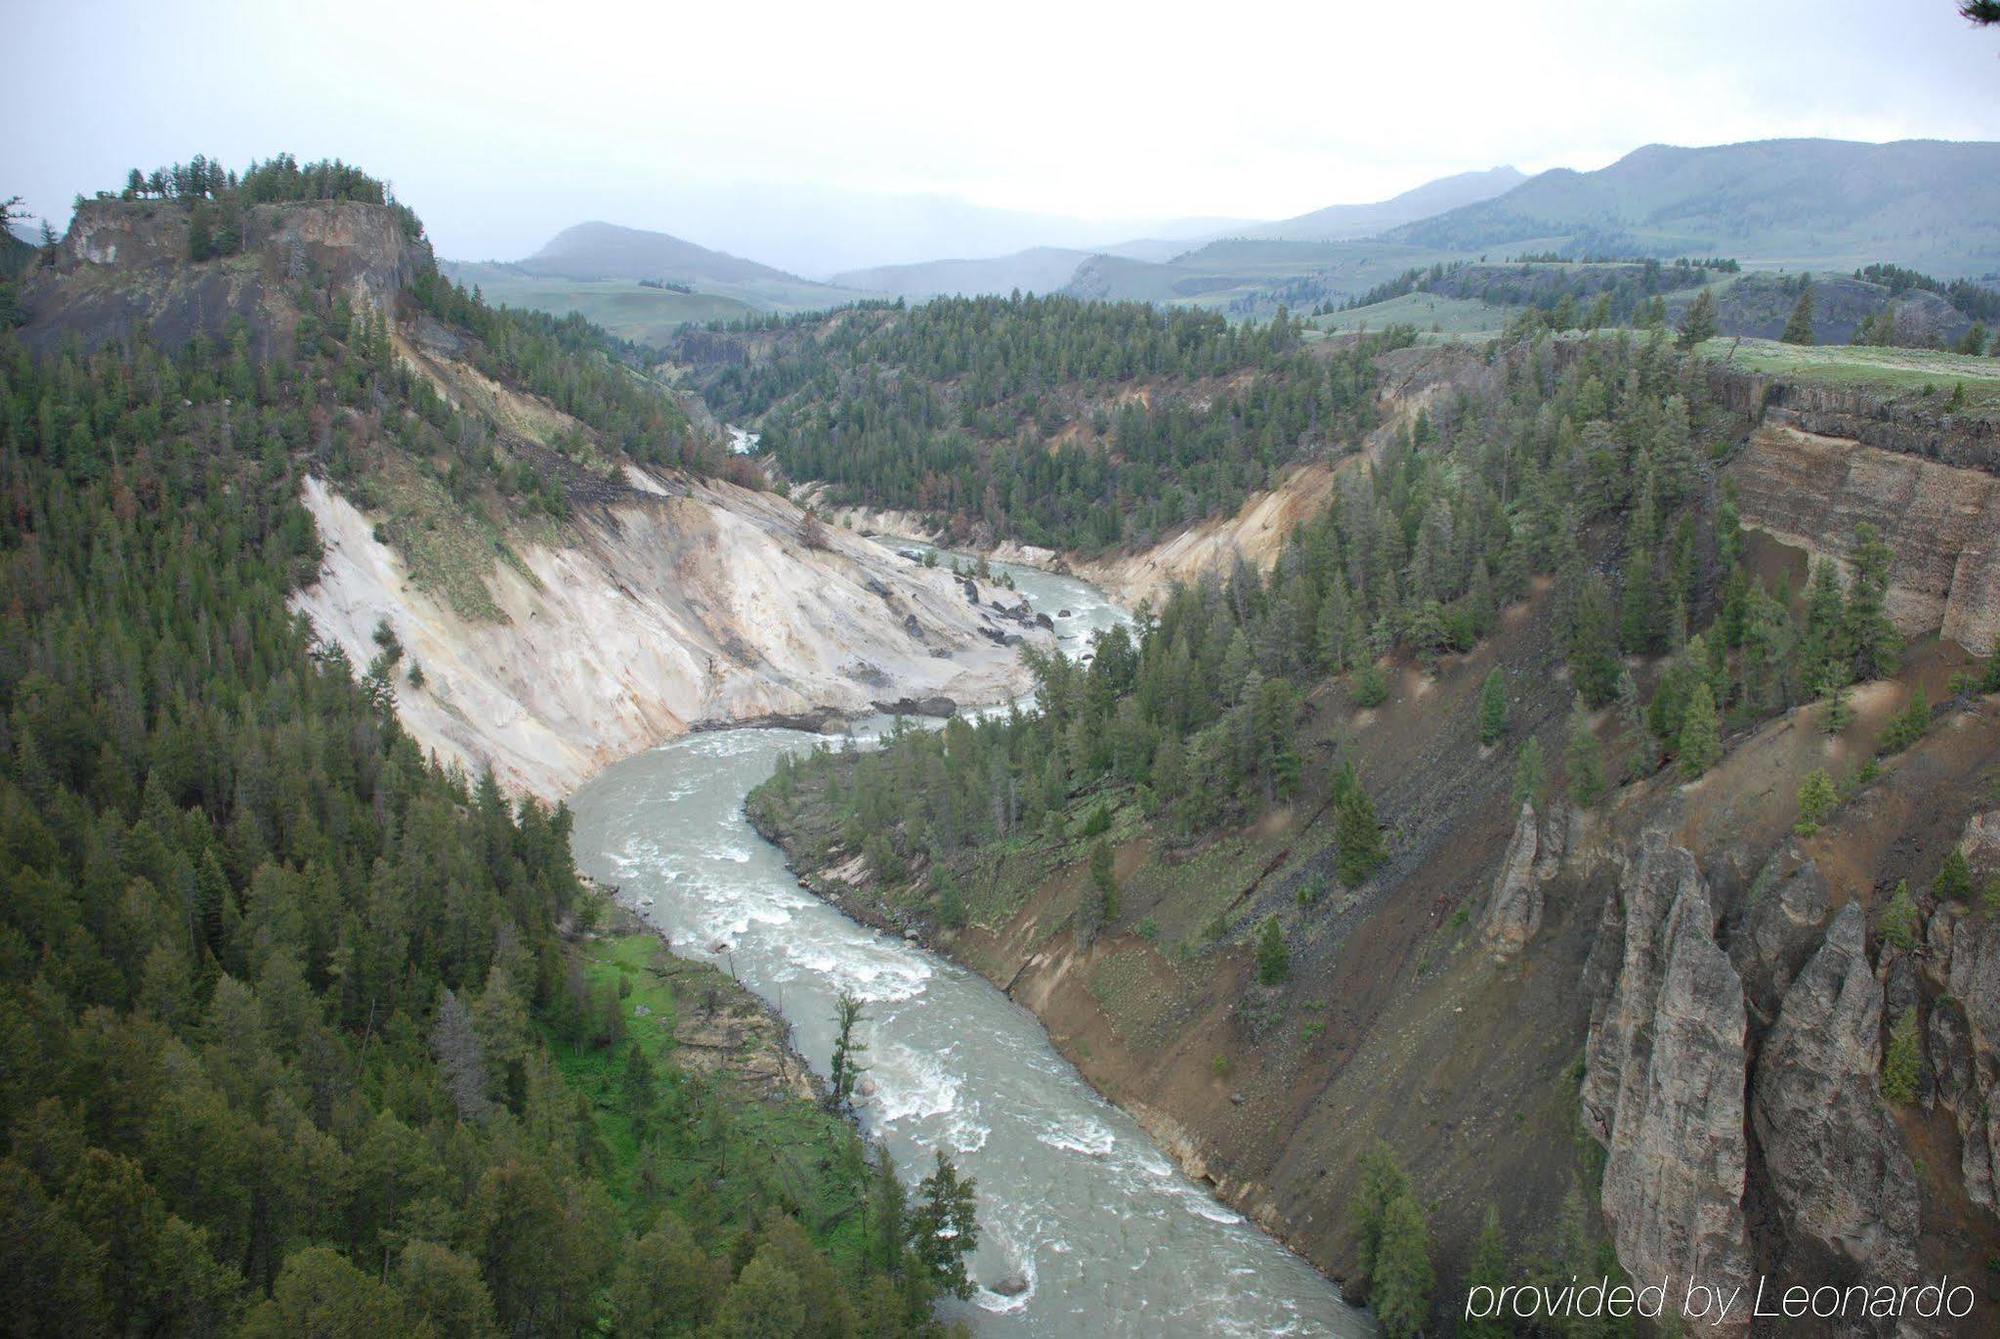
[1389,138,2000,276]
[442,221,867,343]
[517,219,804,284]
[830,245,1094,300]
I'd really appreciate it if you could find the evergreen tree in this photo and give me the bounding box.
[1882,1009,1921,1104]
[1677,289,1718,349]
[1794,769,1838,835]
[1566,700,1607,808]
[1512,737,1545,808]
[906,1152,979,1301]
[1935,848,1975,903]
[1256,915,1290,985]
[1089,838,1119,922]
[1881,881,1920,950]
[1842,523,1902,681]
[829,993,868,1112]
[1334,767,1388,887]
[1371,1193,1434,1339]
[1678,681,1723,778]
[1350,1144,1409,1287]
[1781,282,1816,345]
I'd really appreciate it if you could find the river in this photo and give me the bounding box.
[567,551,1371,1337]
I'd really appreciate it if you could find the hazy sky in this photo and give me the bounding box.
[8,0,1998,267]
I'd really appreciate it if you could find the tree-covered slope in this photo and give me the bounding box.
[0,158,976,1337]
[672,295,1413,552]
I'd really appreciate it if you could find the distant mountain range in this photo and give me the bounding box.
[445,137,2000,338]
[1389,138,2000,277]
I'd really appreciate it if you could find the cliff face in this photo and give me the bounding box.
[18,198,429,355]
[1729,422,2000,652]
[1716,362,2000,654]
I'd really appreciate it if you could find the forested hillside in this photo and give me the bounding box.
[746,324,2000,1332]
[675,295,1412,551]
[0,160,975,1336]
[754,328,1751,885]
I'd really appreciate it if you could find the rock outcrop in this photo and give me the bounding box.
[1581,836,1755,1323]
[1750,902,1919,1283]
[1480,803,1552,959]
[18,198,429,356]
[1732,854,1831,1021]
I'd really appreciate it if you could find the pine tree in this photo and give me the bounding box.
[1678,681,1722,778]
[1566,701,1607,808]
[1843,524,1901,681]
[1334,766,1388,887]
[1935,848,1975,903]
[1677,288,1718,349]
[829,993,867,1112]
[907,1151,979,1300]
[1781,282,1816,345]
[1089,838,1119,921]
[1881,880,1920,950]
[1371,1192,1434,1339]
[1256,915,1290,985]
[1479,669,1509,745]
[1350,1144,1409,1286]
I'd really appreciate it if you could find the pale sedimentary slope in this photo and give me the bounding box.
[295,472,1045,800]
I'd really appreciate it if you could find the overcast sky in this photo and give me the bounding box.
[8,0,1998,267]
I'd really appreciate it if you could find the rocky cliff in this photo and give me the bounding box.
[1580,836,1756,1324]
[1728,422,2000,652]
[17,197,429,356]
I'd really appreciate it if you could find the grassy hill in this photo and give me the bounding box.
[441,263,765,344]
[1390,138,2000,277]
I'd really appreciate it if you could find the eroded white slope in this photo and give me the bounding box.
[294,472,1044,800]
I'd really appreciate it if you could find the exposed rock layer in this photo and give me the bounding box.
[1727,422,2000,651]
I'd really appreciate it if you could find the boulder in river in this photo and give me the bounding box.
[870,695,957,718]
[990,1273,1030,1298]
